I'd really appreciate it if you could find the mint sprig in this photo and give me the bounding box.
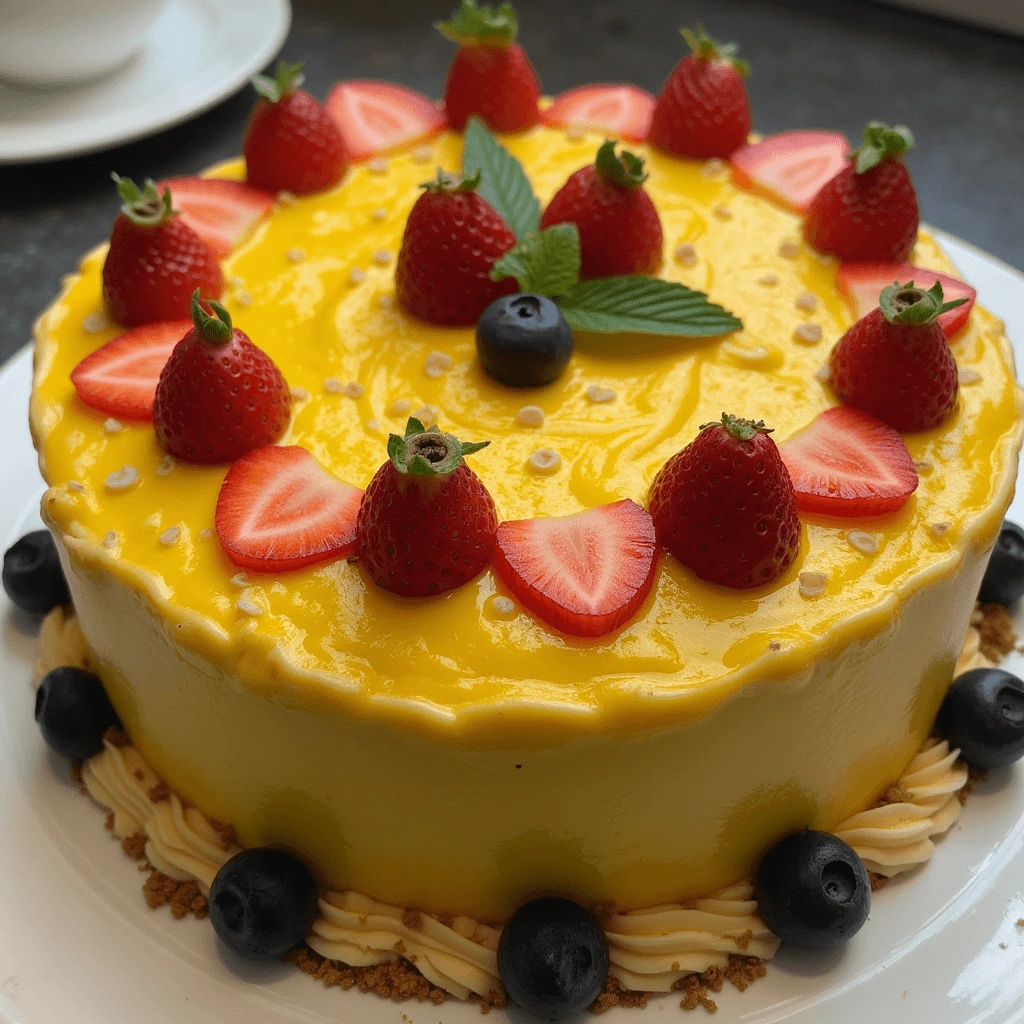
[490,224,581,299]
[462,115,540,239]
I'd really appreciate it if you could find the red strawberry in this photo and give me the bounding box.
[356,418,497,597]
[243,62,349,196]
[102,176,223,328]
[829,280,964,433]
[215,446,362,572]
[804,121,920,262]
[157,177,275,259]
[649,26,751,159]
[70,320,190,421]
[779,407,918,517]
[540,140,664,279]
[838,262,976,338]
[730,130,849,213]
[648,415,800,590]
[541,84,656,144]
[325,80,445,160]
[396,170,517,326]
[153,291,291,464]
[493,500,658,638]
[437,0,540,132]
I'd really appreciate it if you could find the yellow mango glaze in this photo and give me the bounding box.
[31,126,1023,919]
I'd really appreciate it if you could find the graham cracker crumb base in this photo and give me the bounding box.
[143,872,208,919]
[977,603,1018,662]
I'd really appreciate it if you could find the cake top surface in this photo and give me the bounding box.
[31,126,1022,738]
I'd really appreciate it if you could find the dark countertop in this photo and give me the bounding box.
[1,0,1022,364]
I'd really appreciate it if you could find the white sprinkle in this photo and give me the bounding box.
[701,158,727,177]
[277,190,298,206]
[350,267,367,285]
[230,572,249,587]
[367,419,382,432]
[286,247,307,263]
[235,289,253,307]
[713,205,733,220]
[411,144,433,163]
[102,417,122,434]
[324,377,345,394]
[723,341,770,363]
[794,323,823,345]
[796,291,818,313]
[69,522,88,540]
[941,442,957,459]
[565,124,587,142]
[492,595,516,615]
[778,239,801,258]
[368,157,389,175]
[236,598,263,617]
[958,367,982,385]
[228,275,245,289]
[798,571,828,598]
[105,465,139,491]
[159,526,180,546]
[674,242,698,267]
[930,521,951,539]
[424,350,453,377]
[67,480,86,493]
[390,398,412,416]
[586,384,617,403]
[528,448,562,474]
[199,528,213,539]
[102,530,119,549]
[814,363,832,383]
[768,639,782,652]
[517,405,545,427]
[371,207,388,222]
[290,386,310,401]
[848,530,879,554]
[82,312,110,334]
[378,293,395,309]
[914,458,934,474]
[372,248,393,266]
[156,456,175,477]
[758,273,779,287]
[343,381,365,399]
[412,404,440,427]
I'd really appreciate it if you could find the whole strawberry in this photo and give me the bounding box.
[649,415,801,589]
[243,62,349,196]
[357,418,497,596]
[830,280,965,433]
[153,291,291,463]
[804,122,919,262]
[540,140,664,279]
[650,26,751,159]
[102,176,223,328]
[396,170,517,326]
[438,0,540,132]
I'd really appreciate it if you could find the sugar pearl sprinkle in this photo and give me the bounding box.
[814,364,832,383]
[674,242,698,267]
[778,239,801,259]
[758,273,779,287]
[491,596,516,616]
[371,207,388,222]
[930,521,952,539]
[798,571,828,598]
[159,526,181,546]
[290,386,310,401]
[368,157,389,175]
[67,480,86,493]
[344,382,365,399]
[103,418,123,434]
[586,384,617,403]
[231,572,249,587]
[235,289,253,307]
[848,530,879,555]
[349,267,367,285]
[517,405,544,427]
[413,404,440,427]
[794,323,823,345]
[278,191,298,206]
[102,531,119,549]
[228,275,245,289]
[237,598,263,617]
[424,350,453,378]
[287,247,307,264]
[324,377,345,394]
[390,398,412,416]
[528,448,562,474]
[372,249,393,266]
[199,528,213,539]
[958,367,982,385]
[411,144,433,163]
[713,205,733,220]
[701,158,727,177]
[82,313,110,334]
[796,292,818,313]
[105,466,139,491]
[379,293,395,309]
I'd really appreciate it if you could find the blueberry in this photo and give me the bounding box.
[497,897,607,1020]
[209,848,319,960]
[3,530,70,615]
[754,831,870,950]
[35,667,119,760]
[937,667,1024,769]
[979,522,1024,606]
[476,293,573,388]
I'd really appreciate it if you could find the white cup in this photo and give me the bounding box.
[0,0,169,87]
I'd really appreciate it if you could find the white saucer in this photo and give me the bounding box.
[1,230,1023,1022]
[0,0,291,165]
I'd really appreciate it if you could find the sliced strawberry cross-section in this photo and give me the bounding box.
[493,499,659,638]
[70,320,191,421]
[541,84,656,143]
[158,177,276,260]
[216,446,363,573]
[325,80,446,161]
[838,262,977,338]
[730,130,849,213]
[779,406,918,518]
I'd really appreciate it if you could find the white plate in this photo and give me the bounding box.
[0,0,290,165]
[1,231,1023,1023]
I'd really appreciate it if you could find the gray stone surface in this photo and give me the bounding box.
[1,0,1022,364]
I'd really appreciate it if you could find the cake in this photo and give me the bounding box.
[16,2,1024,1017]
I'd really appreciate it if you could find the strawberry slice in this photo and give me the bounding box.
[838,262,977,337]
[493,499,658,638]
[730,130,849,213]
[158,177,275,259]
[216,446,362,573]
[70,320,190,420]
[541,84,656,143]
[779,407,918,518]
[325,80,445,161]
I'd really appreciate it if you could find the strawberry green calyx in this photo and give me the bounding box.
[681,24,750,77]
[595,139,648,190]
[853,121,914,174]
[113,173,175,227]
[421,168,482,194]
[190,290,234,345]
[387,417,489,476]
[437,0,518,46]
[251,61,305,104]
[700,413,772,441]
[879,280,968,326]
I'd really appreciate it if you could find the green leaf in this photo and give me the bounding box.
[853,121,914,174]
[490,224,581,299]
[436,0,518,44]
[462,116,540,239]
[561,277,743,336]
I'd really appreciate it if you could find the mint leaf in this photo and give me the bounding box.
[561,277,742,336]
[462,116,540,239]
[490,224,581,299]
[436,0,518,44]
